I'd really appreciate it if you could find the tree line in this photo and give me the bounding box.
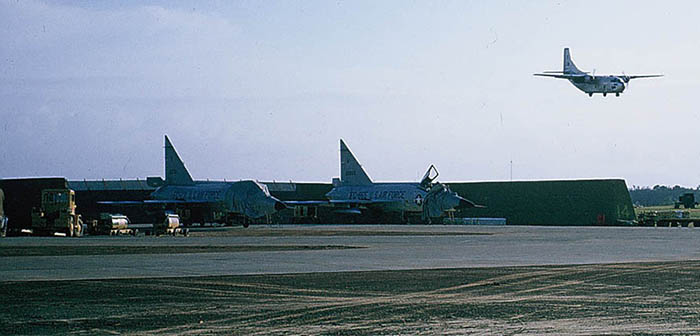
[629,185,698,206]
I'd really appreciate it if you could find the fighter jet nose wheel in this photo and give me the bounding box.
[603,93,607,97]
[616,93,620,97]
[588,93,593,97]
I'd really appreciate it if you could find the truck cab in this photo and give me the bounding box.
[30,189,83,237]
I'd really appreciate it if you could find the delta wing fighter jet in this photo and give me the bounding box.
[535,48,662,97]
[100,136,285,227]
[288,140,481,223]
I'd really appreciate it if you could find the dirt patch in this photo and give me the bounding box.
[3,261,700,334]
[0,245,362,257]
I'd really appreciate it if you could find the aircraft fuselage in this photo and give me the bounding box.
[569,75,625,95]
[153,183,228,204]
[326,183,426,213]
[152,180,284,220]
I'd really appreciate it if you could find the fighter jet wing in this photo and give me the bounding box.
[143,199,213,204]
[283,199,396,206]
[96,201,146,205]
[283,200,330,206]
[97,199,216,206]
[329,199,397,204]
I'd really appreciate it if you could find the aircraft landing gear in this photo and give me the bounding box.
[615,93,620,97]
[588,93,593,97]
[603,92,607,97]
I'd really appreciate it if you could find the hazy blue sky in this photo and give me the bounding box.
[0,1,694,187]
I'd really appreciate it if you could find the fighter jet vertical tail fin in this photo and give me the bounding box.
[164,135,195,186]
[563,48,584,74]
[339,139,373,186]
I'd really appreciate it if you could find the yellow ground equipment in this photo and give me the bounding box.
[30,189,83,237]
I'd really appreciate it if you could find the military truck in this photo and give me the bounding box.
[637,209,698,227]
[674,193,698,209]
[0,188,7,238]
[29,189,83,237]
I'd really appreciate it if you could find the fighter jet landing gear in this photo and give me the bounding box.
[588,93,593,97]
[603,93,607,97]
[616,93,620,97]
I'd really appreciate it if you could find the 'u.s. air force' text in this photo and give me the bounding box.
[348,191,407,200]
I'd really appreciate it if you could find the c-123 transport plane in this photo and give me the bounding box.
[288,140,482,223]
[534,48,662,97]
[100,136,286,227]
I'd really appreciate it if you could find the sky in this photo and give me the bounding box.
[0,0,696,188]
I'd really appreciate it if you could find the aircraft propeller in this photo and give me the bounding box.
[620,71,631,87]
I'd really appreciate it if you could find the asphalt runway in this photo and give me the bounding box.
[2,225,700,282]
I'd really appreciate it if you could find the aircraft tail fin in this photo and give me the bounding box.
[339,139,373,186]
[563,48,584,74]
[164,135,195,186]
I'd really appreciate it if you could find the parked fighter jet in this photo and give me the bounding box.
[288,140,481,223]
[99,136,286,227]
[534,48,662,97]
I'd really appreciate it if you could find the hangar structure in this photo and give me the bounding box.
[448,179,635,226]
[269,178,635,225]
[0,177,634,228]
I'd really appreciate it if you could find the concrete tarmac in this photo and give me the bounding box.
[2,225,700,281]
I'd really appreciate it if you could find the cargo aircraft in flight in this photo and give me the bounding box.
[287,140,482,223]
[99,136,286,227]
[534,48,662,97]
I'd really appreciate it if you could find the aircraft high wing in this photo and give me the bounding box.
[619,74,664,81]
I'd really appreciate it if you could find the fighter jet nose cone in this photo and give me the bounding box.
[458,198,479,209]
[274,201,287,211]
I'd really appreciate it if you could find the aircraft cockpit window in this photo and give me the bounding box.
[420,165,439,188]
